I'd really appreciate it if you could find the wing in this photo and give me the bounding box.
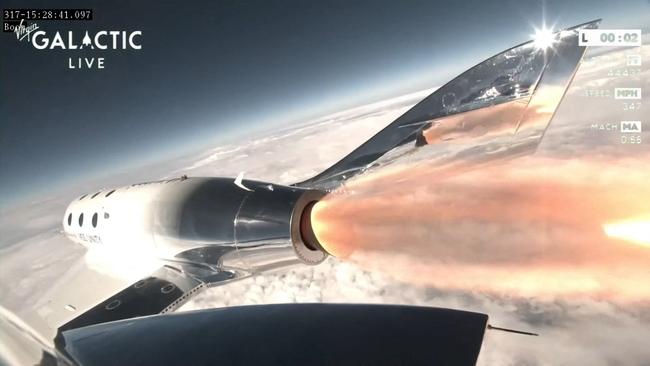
[56,304,489,366]
[296,20,600,190]
[56,262,236,334]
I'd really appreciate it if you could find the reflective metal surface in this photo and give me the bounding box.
[420,98,529,145]
[154,178,327,272]
[368,20,599,174]
[57,265,205,333]
[236,183,327,268]
[60,177,327,331]
[297,20,600,189]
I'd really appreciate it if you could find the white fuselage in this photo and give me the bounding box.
[61,176,322,277]
[62,177,200,260]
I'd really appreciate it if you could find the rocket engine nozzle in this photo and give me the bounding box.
[288,190,329,265]
[299,200,325,253]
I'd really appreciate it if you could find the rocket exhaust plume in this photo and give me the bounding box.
[309,154,650,302]
[301,25,648,302]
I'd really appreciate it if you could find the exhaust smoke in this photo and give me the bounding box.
[310,154,650,302]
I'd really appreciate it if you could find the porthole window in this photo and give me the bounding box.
[104,212,110,219]
[92,213,98,228]
[78,213,84,227]
[161,284,175,294]
[91,191,101,199]
[105,189,116,197]
[67,213,72,226]
[105,299,121,311]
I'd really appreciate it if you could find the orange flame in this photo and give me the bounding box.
[311,154,650,302]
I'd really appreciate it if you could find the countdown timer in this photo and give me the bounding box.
[579,29,641,47]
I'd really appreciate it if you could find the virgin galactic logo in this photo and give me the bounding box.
[28,29,143,69]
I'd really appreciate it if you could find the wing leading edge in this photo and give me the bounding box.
[296,20,600,190]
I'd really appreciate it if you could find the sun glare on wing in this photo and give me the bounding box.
[604,219,650,247]
[532,26,557,50]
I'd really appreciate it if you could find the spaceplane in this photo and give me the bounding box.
[2,20,599,366]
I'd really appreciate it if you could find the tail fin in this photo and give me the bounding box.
[296,20,600,190]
